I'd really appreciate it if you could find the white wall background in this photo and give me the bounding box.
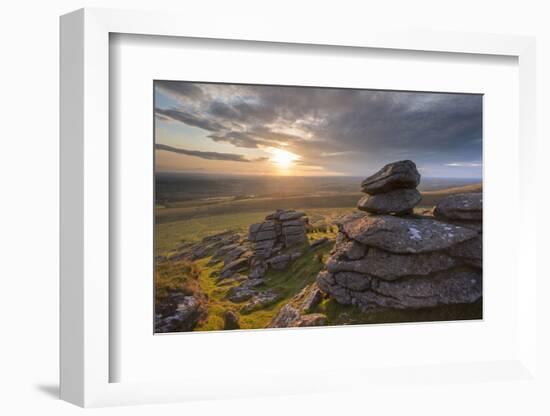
[0,0,548,415]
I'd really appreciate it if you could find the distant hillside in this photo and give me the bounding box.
[422,183,482,195]
[417,183,482,209]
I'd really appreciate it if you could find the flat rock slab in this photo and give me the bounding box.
[327,248,457,280]
[341,214,478,253]
[223,245,249,265]
[248,220,280,241]
[226,279,264,302]
[279,211,306,221]
[318,269,482,310]
[368,269,482,309]
[285,233,308,246]
[333,271,372,291]
[241,290,280,313]
[220,256,251,279]
[360,160,420,194]
[447,235,482,268]
[357,188,421,215]
[434,193,482,221]
[282,225,306,235]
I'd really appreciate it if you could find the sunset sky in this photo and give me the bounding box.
[154,81,482,178]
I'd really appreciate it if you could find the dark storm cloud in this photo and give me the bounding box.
[207,131,271,149]
[155,81,482,175]
[155,108,225,132]
[155,144,266,163]
[156,80,205,101]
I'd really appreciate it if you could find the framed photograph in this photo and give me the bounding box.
[153,80,484,334]
[60,8,540,408]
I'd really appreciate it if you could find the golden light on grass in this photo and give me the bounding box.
[268,147,300,170]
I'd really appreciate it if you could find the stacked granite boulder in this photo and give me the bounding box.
[249,209,309,256]
[248,209,309,273]
[357,160,422,215]
[317,161,482,311]
[215,209,308,314]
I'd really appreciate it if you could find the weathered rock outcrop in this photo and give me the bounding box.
[358,188,422,215]
[340,214,478,254]
[227,279,264,302]
[155,295,207,333]
[360,160,421,195]
[170,230,242,263]
[249,210,309,255]
[358,160,422,215]
[269,284,326,328]
[317,161,482,312]
[434,193,482,221]
[243,210,310,279]
[226,279,281,313]
[223,310,240,330]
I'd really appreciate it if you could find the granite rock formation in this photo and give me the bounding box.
[269,283,326,328]
[358,160,422,215]
[317,161,482,312]
[155,295,207,333]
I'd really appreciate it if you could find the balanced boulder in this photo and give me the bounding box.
[360,160,420,194]
[357,188,421,215]
[358,160,422,215]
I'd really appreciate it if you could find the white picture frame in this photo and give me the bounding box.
[60,7,540,408]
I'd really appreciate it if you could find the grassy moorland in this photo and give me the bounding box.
[155,183,481,256]
[155,181,482,331]
[191,237,334,331]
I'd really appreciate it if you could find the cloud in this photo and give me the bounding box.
[155,80,205,101]
[154,81,483,176]
[445,162,482,167]
[155,108,225,132]
[207,131,271,149]
[155,144,265,163]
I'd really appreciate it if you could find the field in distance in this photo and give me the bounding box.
[155,173,481,254]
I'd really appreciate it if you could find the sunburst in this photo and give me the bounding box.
[269,148,300,169]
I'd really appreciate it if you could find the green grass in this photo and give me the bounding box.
[155,260,201,304]
[155,186,476,226]
[193,258,238,331]
[155,207,346,256]
[192,238,334,331]
[155,193,361,224]
[155,211,272,255]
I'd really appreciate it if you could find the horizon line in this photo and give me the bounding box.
[155,171,483,180]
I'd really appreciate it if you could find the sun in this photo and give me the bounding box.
[269,148,300,169]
